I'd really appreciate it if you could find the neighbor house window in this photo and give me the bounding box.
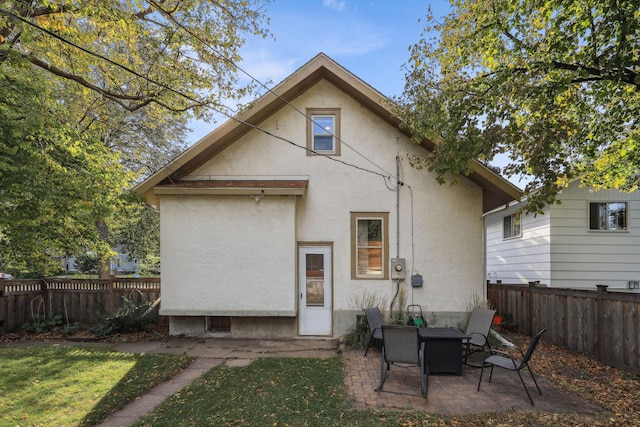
[503,212,521,239]
[589,202,627,231]
[306,108,340,155]
[351,212,389,279]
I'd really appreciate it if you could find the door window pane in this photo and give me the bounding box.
[305,254,324,306]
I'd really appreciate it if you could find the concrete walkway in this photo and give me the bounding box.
[94,338,340,427]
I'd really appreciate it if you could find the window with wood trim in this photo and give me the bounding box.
[351,212,388,279]
[306,108,340,155]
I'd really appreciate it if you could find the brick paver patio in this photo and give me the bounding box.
[343,347,607,416]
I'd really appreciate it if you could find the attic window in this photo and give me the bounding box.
[307,108,340,155]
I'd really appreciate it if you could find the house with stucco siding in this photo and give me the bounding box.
[135,53,520,338]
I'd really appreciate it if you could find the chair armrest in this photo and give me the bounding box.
[469,332,488,341]
[486,349,519,369]
[371,326,383,338]
[495,343,525,359]
[466,332,488,347]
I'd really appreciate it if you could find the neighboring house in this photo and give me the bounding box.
[485,180,640,290]
[135,53,520,338]
[63,246,140,274]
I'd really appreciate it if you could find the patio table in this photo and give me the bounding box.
[419,327,470,375]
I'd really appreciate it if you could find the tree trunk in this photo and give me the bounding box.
[96,218,111,279]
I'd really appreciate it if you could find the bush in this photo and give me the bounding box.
[91,295,158,337]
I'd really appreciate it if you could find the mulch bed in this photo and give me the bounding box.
[496,329,640,425]
[0,323,170,344]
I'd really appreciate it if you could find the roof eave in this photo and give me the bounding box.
[135,53,521,211]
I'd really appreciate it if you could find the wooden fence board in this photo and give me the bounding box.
[0,277,160,331]
[488,282,640,375]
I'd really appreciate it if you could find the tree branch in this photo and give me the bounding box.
[22,53,174,112]
[551,60,638,88]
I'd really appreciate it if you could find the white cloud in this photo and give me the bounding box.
[323,0,346,12]
[239,49,297,86]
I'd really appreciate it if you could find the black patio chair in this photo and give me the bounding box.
[477,328,547,405]
[461,307,496,366]
[363,307,384,356]
[377,324,427,398]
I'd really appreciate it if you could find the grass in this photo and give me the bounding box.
[1,336,637,426]
[134,357,447,427]
[0,346,192,426]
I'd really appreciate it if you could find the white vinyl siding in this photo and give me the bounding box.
[486,206,551,285]
[486,180,640,290]
[548,183,639,289]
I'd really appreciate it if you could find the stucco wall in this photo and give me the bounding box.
[160,195,297,315]
[160,79,486,337]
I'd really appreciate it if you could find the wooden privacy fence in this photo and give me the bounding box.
[488,282,640,374]
[0,277,160,332]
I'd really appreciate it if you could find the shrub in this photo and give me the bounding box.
[22,313,63,333]
[22,295,84,336]
[91,295,158,337]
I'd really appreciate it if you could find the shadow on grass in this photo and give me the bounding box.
[0,346,191,426]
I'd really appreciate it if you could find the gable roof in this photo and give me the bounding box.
[135,53,521,212]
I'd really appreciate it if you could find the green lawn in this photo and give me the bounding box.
[135,357,612,427]
[134,357,447,427]
[0,346,619,427]
[0,346,191,426]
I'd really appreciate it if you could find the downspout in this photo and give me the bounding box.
[396,154,400,258]
[390,154,402,317]
[482,202,510,302]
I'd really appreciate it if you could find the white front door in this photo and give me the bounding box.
[298,245,332,336]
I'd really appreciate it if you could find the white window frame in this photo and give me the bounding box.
[589,202,628,231]
[503,212,522,239]
[306,108,340,156]
[351,212,389,280]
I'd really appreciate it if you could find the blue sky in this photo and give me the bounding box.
[187,0,449,143]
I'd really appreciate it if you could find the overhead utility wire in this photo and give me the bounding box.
[1,7,392,181]
[147,0,399,180]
